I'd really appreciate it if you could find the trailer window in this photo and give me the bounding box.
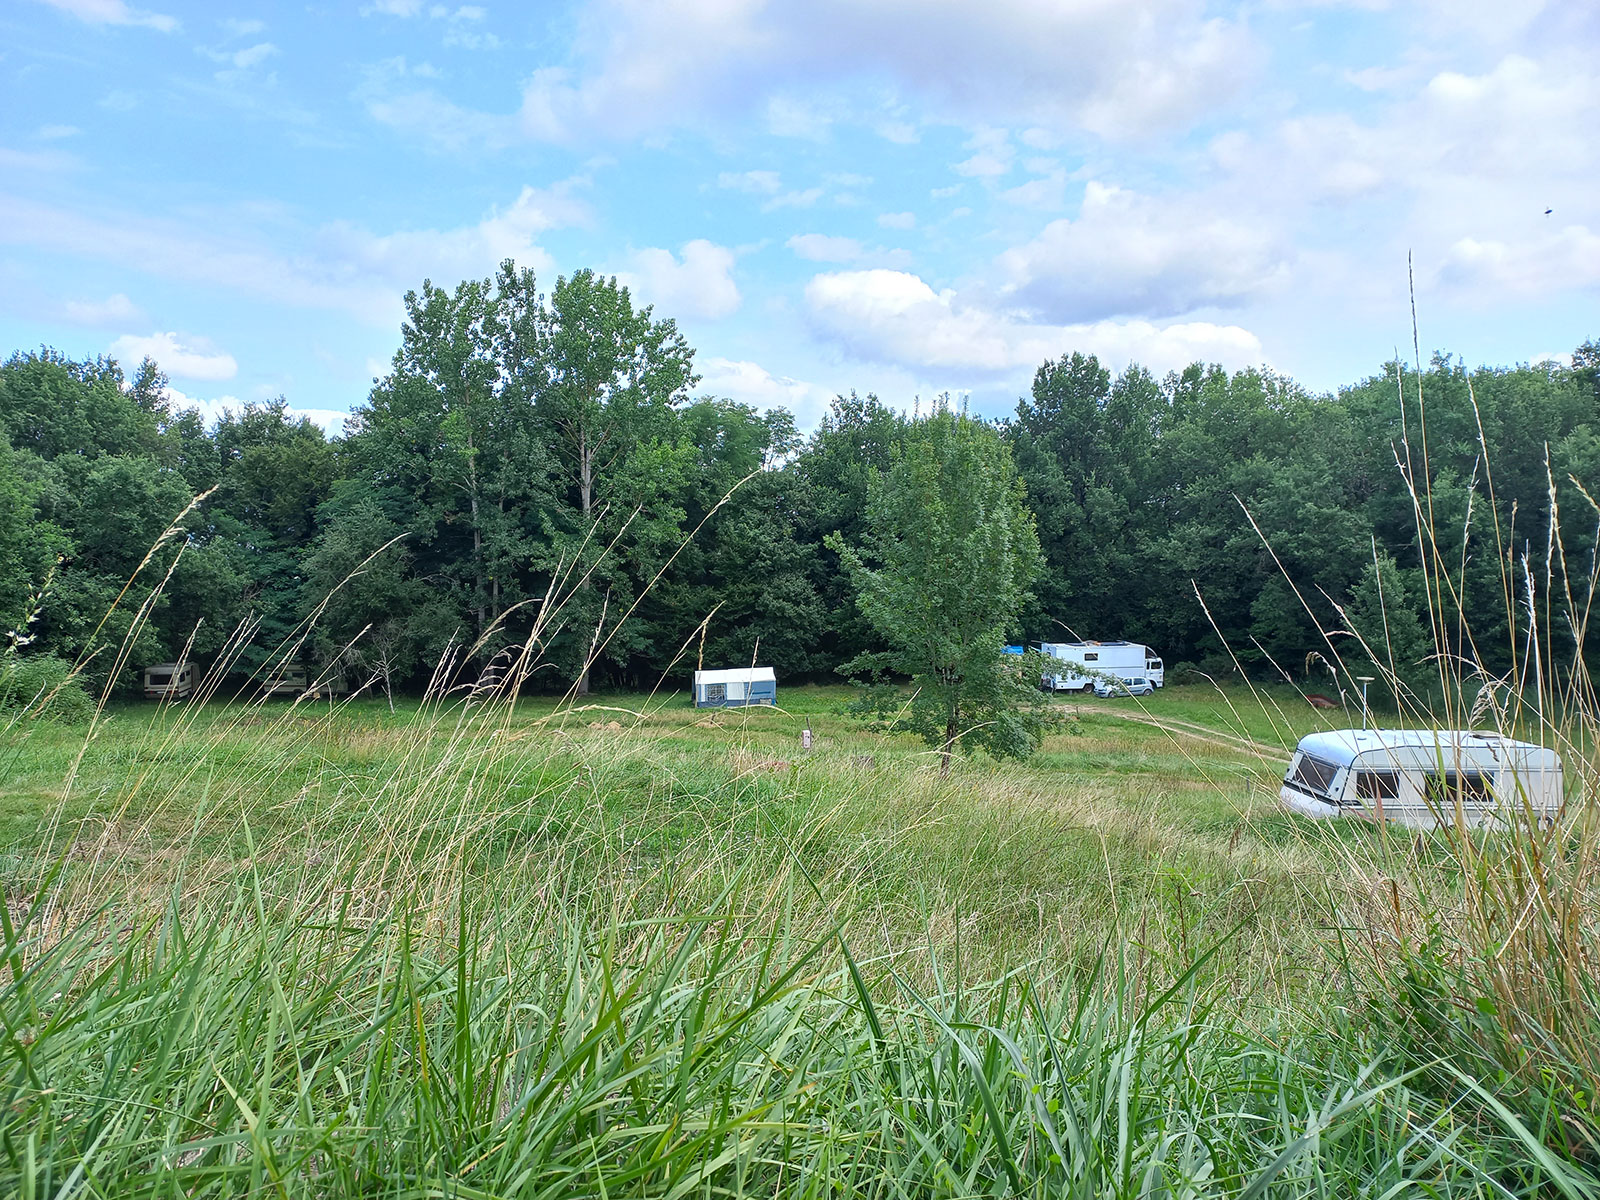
[1288,754,1340,797]
[1354,770,1399,800]
[1424,772,1494,805]
[1082,652,1098,662]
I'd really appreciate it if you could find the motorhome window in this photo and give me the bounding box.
[1289,754,1340,796]
[1424,772,1494,805]
[1354,770,1400,800]
[1083,652,1098,662]
[149,672,171,684]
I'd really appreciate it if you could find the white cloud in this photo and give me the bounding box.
[999,168,1067,211]
[805,268,1264,377]
[221,17,266,36]
[63,293,145,325]
[0,182,587,328]
[787,234,864,263]
[717,169,782,195]
[877,211,916,230]
[500,0,1250,147]
[762,187,824,212]
[616,240,740,320]
[1437,225,1600,295]
[0,147,79,172]
[206,41,277,70]
[33,0,177,32]
[997,181,1289,321]
[953,127,1013,178]
[698,356,824,423]
[163,386,350,436]
[109,332,238,381]
[360,57,518,150]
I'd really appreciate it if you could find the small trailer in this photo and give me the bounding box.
[693,667,776,708]
[1040,641,1165,691]
[1279,728,1563,829]
[143,662,194,701]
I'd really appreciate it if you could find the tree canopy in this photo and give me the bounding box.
[2,263,1596,710]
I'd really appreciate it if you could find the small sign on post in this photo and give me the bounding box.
[801,723,812,751]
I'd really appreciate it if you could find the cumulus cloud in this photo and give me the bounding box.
[64,293,145,325]
[698,356,825,423]
[997,182,1289,321]
[616,240,740,320]
[1437,224,1600,295]
[877,211,916,230]
[33,0,177,32]
[508,0,1251,146]
[109,332,238,381]
[805,268,1263,377]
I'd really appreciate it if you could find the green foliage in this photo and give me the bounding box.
[0,652,92,722]
[830,409,1048,773]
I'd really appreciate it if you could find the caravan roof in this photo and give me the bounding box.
[694,667,776,685]
[1296,728,1544,769]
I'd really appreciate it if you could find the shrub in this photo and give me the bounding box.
[0,652,94,723]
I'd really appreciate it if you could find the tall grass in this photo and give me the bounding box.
[6,378,1600,1193]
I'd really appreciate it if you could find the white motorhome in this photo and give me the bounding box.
[1039,641,1164,691]
[143,662,194,701]
[1279,729,1563,829]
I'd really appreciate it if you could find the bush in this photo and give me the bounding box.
[0,653,94,723]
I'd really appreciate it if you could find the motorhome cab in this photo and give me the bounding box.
[1280,729,1563,829]
[143,662,194,701]
[1040,641,1165,691]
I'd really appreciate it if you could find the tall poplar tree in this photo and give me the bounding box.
[829,410,1046,776]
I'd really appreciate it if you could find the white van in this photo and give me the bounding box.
[143,662,194,701]
[1280,729,1563,829]
[1040,641,1165,691]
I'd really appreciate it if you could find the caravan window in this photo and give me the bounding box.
[705,683,726,703]
[1424,771,1494,805]
[1082,652,1099,662]
[1289,754,1340,797]
[1354,770,1400,800]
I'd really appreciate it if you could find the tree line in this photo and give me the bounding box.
[2,259,1597,702]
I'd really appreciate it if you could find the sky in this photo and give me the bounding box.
[2,0,1597,433]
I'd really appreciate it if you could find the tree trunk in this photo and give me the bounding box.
[940,706,959,778]
[576,429,593,696]
[469,438,484,637]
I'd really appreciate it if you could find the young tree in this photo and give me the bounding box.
[828,410,1045,776]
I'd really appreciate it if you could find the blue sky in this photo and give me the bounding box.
[2,0,1597,432]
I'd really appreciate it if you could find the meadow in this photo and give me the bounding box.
[3,679,1597,1196]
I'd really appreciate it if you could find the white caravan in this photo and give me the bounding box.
[143,662,194,701]
[1279,728,1563,829]
[1039,641,1164,692]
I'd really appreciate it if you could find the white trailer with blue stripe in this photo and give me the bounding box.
[693,667,777,708]
[1279,728,1563,829]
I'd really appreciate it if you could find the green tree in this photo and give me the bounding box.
[536,269,697,693]
[828,411,1045,776]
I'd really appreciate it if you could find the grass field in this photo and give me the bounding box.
[2,680,1596,1195]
